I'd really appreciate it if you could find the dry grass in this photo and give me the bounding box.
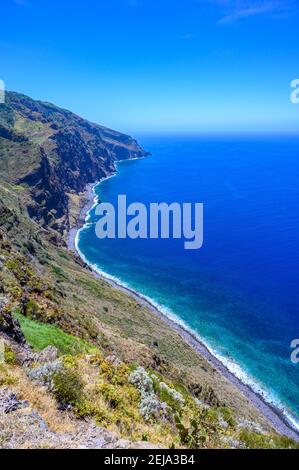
[1,364,75,434]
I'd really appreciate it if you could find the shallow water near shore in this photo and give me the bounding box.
[77,134,299,430]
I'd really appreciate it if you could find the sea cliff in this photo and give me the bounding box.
[0,91,147,236]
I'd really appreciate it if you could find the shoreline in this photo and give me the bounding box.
[67,168,299,443]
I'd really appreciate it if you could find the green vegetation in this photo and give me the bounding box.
[239,429,299,449]
[4,346,17,365]
[58,251,70,260]
[14,312,97,356]
[8,347,293,449]
[51,264,67,279]
[0,364,17,387]
[53,366,84,406]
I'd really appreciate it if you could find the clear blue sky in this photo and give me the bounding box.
[1,0,299,134]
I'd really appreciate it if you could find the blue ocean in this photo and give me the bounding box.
[77,135,299,428]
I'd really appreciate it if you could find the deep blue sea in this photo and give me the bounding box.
[77,135,299,428]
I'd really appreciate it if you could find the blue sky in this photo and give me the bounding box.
[1,0,299,133]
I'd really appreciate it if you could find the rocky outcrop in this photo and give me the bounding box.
[0,394,164,449]
[0,308,26,346]
[0,389,29,414]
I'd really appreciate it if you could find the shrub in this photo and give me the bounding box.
[129,367,153,394]
[175,407,223,449]
[58,251,69,260]
[158,382,185,410]
[99,383,121,409]
[0,364,17,386]
[4,346,17,365]
[139,394,160,421]
[74,400,99,419]
[110,363,130,386]
[25,299,40,319]
[129,367,160,421]
[217,406,236,429]
[51,264,67,279]
[52,367,84,406]
[100,360,115,380]
[174,415,206,449]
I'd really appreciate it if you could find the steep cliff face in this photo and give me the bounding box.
[0,92,147,234]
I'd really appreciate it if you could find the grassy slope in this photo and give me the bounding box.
[15,312,97,355]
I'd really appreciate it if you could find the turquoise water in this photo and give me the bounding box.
[77,135,299,428]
